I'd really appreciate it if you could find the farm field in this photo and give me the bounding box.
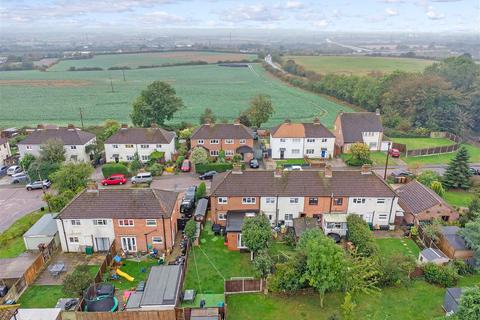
[286,55,435,76]
[49,51,257,71]
[0,63,352,128]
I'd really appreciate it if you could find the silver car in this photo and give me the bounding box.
[7,165,22,176]
[26,179,51,191]
[11,172,29,184]
[131,172,153,184]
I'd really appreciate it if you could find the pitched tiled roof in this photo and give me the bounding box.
[58,188,179,219]
[271,122,334,138]
[105,127,175,144]
[397,180,451,215]
[18,128,95,145]
[339,112,383,143]
[210,170,395,197]
[191,123,254,140]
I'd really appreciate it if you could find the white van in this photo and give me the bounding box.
[131,172,153,184]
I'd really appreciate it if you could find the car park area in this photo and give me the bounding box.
[0,188,46,232]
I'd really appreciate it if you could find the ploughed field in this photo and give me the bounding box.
[0,53,351,127]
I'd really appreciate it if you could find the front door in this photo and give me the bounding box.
[280,149,285,159]
[95,237,110,252]
[121,237,137,252]
[321,148,327,158]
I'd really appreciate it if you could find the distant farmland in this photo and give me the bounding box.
[0,61,352,128]
[285,55,435,76]
[49,51,258,71]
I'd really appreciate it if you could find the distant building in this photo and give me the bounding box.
[334,110,383,151]
[0,138,12,166]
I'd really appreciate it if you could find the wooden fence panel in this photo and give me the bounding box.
[68,310,177,320]
[224,278,263,294]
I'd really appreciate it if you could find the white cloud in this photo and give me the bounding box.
[426,6,445,19]
[285,1,303,9]
[385,8,399,16]
[313,19,329,27]
[379,0,404,3]
[141,11,187,24]
[221,5,284,22]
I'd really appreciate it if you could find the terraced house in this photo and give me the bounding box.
[190,120,255,161]
[56,186,181,254]
[210,165,398,250]
[104,124,176,163]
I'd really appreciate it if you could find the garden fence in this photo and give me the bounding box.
[224,277,265,294]
[393,131,462,158]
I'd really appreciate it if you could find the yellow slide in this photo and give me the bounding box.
[116,268,134,282]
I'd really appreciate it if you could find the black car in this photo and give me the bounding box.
[199,171,217,180]
[180,186,197,213]
[249,159,259,169]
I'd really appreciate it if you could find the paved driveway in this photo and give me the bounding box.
[151,173,210,191]
[0,187,46,232]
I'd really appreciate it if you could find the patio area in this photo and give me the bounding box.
[35,252,105,285]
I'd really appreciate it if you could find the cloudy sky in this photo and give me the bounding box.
[1,0,477,33]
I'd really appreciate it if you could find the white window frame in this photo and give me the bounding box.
[292,138,301,143]
[218,213,227,220]
[306,138,315,143]
[141,155,149,161]
[291,149,300,155]
[225,139,234,144]
[121,236,137,252]
[321,138,328,143]
[140,144,149,149]
[146,219,157,226]
[306,149,314,155]
[118,219,134,227]
[210,139,219,144]
[71,220,81,226]
[284,214,294,221]
[266,197,276,204]
[93,219,107,226]
[156,144,162,148]
[218,197,228,204]
[113,144,119,149]
[125,144,134,148]
[70,145,77,150]
[126,155,134,161]
[69,236,79,243]
[210,150,219,156]
[280,138,286,143]
[152,236,163,244]
[353,198,366,204]
[26,145,32,150]
[378,214,388,220]
[197,139,204,145]
[225,150,234,156]
[377,199,386,204]
[239,139,246,144]
[289,197,299,204]
[242,197,256,204]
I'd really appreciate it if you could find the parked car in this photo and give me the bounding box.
[388,148,401,158]
[101,174,127,186]
[199,171,217,180]
[131,172,153,184]
[469,167,480,175]
[181,159,191,172]
[7,165,22,176]
[181,186,197,213]
[11,172,29,184]
[249,159,259,169]
[390,169,413,178]
[0,165,8,176]
[26,179,51,191]
[284,165,303,171]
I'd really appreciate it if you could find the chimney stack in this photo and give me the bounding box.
[324,164,333,178]
[274,166,283,178]
[121,124,128,129]
[375,108,380,116]
[361,164,372,175]
[232,163,243,174]
[313,117,320,125]
[37,124,45,130]
[284,119,291,124]
[67,124,75,130]
[234,118,240,125]
[86,181,99,194]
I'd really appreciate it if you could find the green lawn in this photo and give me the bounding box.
[268,240,296,262]
[402,144,480,165]
[108,259,159,290]
[443,190,475,208]
[374,238,420,259]
[276,159,308,167]
[459,273,480,287]
[183,222,255,293]
[227,280,445,320]
[340,151,398,167]
[391,137,454,150]
[17,285,65,308]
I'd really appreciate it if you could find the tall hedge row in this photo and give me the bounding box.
[102,163,129,178]
[346,214,379,256]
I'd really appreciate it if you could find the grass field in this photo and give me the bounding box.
[391,137,454,150]
[17,285,64,308]
[286,55,434,76]
[444,190,476,208]
[49,51,257,71]
[375,238,420,259]
[0,62,351,128]
[403,144,480,165]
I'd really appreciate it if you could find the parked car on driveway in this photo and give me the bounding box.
[102,174,127,186]
[0,165,8,176]
[7,165,22,176]
[181,185,197,214]
[249,159,259,169]
[26,179,51,191]
[284,165,303,171]
[181,159,191,172]
[388,148,401,158]
[11,172,29,184]
[131,172,152,184]
[199,171,217,180]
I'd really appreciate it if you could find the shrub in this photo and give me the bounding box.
[148,163,164,176]
[62,264,95,296]
[149,151,165,164]
[449,259,473,276]
[102,163,129,178]
[268,254,307,293]
[176,155,185,168]
[378,254,416,287]
[253,250,274,278]
[190,147,208,165]
[184,220,197,242]
[195,162,234,174]
[346,215,378,256]
[423,263,459,287]
[196,182,206,199]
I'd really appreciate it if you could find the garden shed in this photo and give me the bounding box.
[418,248,449,265]
[23,214,59,251]
[443,288,462,315]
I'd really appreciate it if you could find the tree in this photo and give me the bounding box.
[377,253,416,288]
[20,154,36,172]
[184,220,197,243]
[443,146,472,190]
[238,111,251,127]
[43,189,76,213]
[129,152,142,174]
[297,228,324,252]
[423,219,442,244]
[430,181,445,197]
[28,160,61,181]
[344,251,381,296]
[99,120,120,142]
[199,108,216,124]
[455,286,480,320]
[245,94,274,128]
[130,81,184,127]
[459,219,480,260]
[242,213,271,260]
[190,147,208,165]
[50,162,94,193]
[195,182,206,199]
[301,233,346,307]
[460,196,480,226]
[346,143,372,166]
[346,215,378,256]
[39,138,65,163]
[62,264,95,296]
[417,170,441,187]
[253,250,273,279]
[268,253,307,293]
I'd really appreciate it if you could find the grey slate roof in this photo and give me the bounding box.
[141,265,182,306]
[23,214,58,237]
[191,123,254,140]
[211,170,395,198]
[0,137,8,144]
[58,188,179,219]
[225,210,259,232]
[293,217,320,237]
[105,127,175,144]
[397,180,451,215]
[339,112,383,143]
[421,248,448,261]
[441,226,469,250]
[18,128,95,145]
[444,288,462,313]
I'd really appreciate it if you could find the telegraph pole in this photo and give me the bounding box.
[384,142,391,180]
[79,107,84,130]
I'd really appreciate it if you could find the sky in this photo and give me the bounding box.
[0,0,478,34]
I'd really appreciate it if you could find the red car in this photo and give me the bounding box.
[102,174,127,186]
[181,159,191,172]
[389,148,401,158]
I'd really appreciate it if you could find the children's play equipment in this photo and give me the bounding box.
[83,283,118,312]
[116,268,134,282]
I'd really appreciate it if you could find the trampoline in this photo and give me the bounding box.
[83,283,118,312]
[85,296,119,312]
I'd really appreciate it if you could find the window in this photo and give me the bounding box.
[71,220,81,226]
[70,145,77,150]
[266,197,276,204]
[210,139,219,144]
[242,197,256,204]
[93,219,107,226]
[369,142,377,149]
[291,149,300,155]
[378,214,388,220]
[125,144,134,148]
[146,219,157,226]
[240,139,246,144]
[26,145,32,150]
[225,150,234,156]
[113,144,119,149]
[152,236,163,244]
[218,197,228,204]
[118,219,134,227]
[285,214,294,221]
[292,138,301,143]
[126,155,134,161]
[210,150,219,156]
[353,198,366,204]
[218,213,227,220]
[140,144,149,149]
[280,138,286,143]
[141,155,149,161]
[321,138,328,143]
[377,199,386,204]
[197,139,204,145]
[333,198,343,206]
[246,212,256,218]
[326,222,343,229]
[290,197,299,204]
[306,149,315,155]
[225,139,234,144]
[69,237,79,243]
[309,197,318,205]
[306,138,315,143]
[156,144,162,148]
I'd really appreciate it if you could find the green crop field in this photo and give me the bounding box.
[0,62,352,128]
[49,51,258,71]
[286,55,434,76]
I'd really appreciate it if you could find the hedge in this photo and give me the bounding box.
[195,162,245,174]
[346,214,378,256]
[102,163,129,178]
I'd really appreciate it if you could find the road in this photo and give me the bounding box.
[0,187,46,232]
[325,38,373,53]
[264,54,285,73]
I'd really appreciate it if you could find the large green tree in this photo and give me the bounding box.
[242,213,271,260]
[246,94,274,128]
[49,162,94,194]
[130,81,183,127]
[455,286,480,320]
[459,219,480,260]
[39,138,66,163]
[190,147,208,165]
[442,146,472,190]
[199,107,216,124]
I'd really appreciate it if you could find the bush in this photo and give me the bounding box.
[423,263,459,287]
[449,259,473,276]
[378,254,416,287]
[268,254,307,293]
[195,162,234,174]
[148,163,164,176]
[196,182,206,199]
[149,151,165,164]
[253,250,274,278]
[102,163,129,178]
[184,220,197,242]
[62,264,95,296]
[176,155,185,168]
[346,215,378,256]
